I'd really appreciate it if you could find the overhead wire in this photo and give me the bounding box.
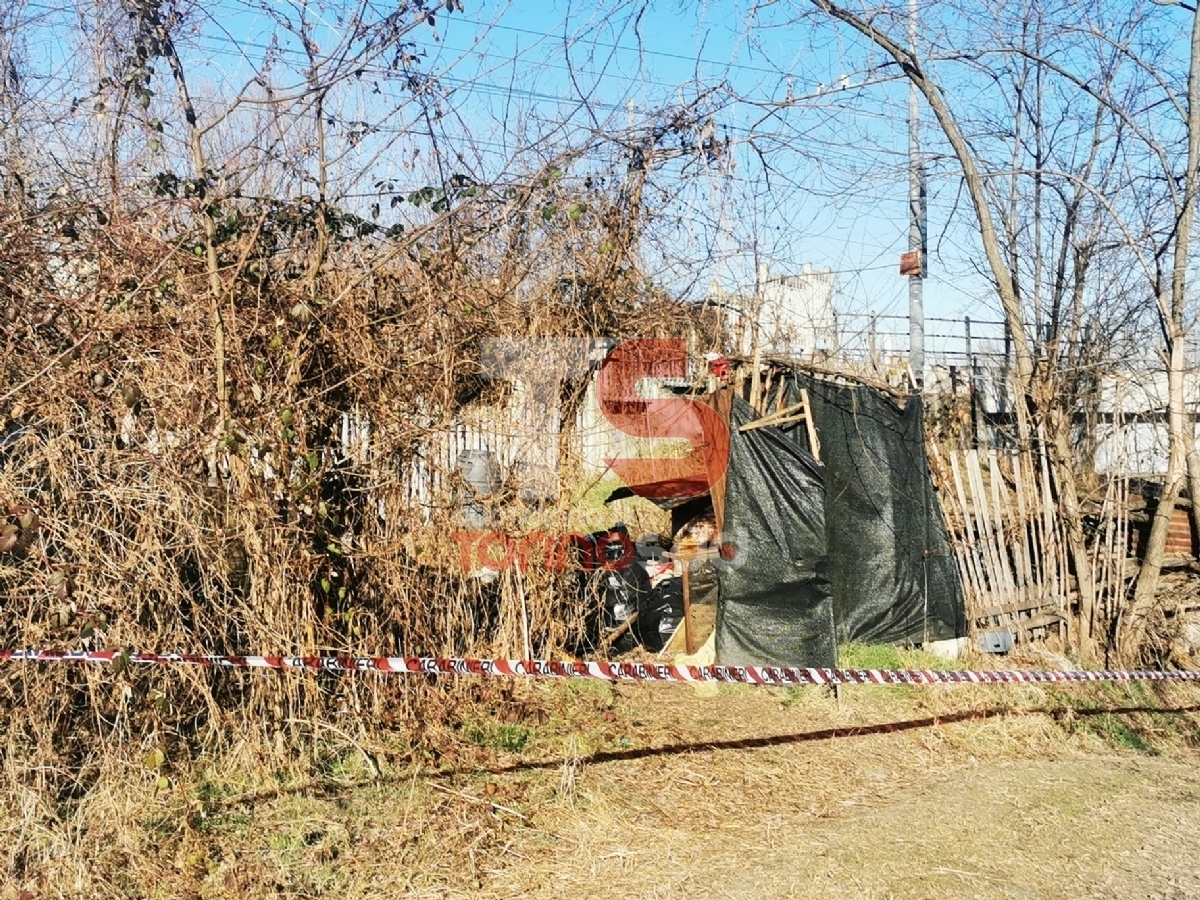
[5,0,993,318]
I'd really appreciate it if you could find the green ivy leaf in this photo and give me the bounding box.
[112,648,132,677]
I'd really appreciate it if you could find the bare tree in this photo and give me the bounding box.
[790,0,1166,657]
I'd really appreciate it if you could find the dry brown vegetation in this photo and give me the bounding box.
[7,2,1200,895]
[0,6,739,886]
[3,645,1200,898]
[0,143,712,744]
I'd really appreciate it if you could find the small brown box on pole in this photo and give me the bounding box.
[900,250,922,276]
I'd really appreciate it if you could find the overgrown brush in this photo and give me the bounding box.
[0,151,711,778]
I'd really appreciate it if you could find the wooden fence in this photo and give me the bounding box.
[928,443,1131,644]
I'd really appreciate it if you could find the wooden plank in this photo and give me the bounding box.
[946,449,990,614]
[801,388,821,460]
[974,610,1064,629]
[996,452,1025,593]
[1020,612,1067,631]
[976,600,1056,620]
[1012,452,1039,590]
[967,448,1009,609]
[988,449,1019,600]
[957,450,992,614]
[739,413,810,433]
[929,443,981,614]
[737,399,808,433]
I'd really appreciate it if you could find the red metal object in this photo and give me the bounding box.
[900,250,922,276]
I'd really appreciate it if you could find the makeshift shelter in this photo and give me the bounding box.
[608,366,966,668]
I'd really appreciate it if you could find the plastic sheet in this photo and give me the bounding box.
[715,397,837,667]
[794,374,966,645]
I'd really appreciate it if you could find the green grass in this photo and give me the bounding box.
[838,642,955,671]
[1079,713,1156,753]
[565,476,671,536]
[465,722,533,754]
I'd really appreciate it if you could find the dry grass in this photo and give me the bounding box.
[0,168,703,895]
[0,165,701,742]
[3,657,1199,898]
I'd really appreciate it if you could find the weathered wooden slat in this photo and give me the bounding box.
[947,449,990,614]
[930,443,984,615]
[988,449,1019,600]
[967,448,1011,609]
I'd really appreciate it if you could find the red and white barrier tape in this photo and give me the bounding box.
[2,649,1200,687]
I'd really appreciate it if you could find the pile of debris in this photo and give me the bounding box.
[575,517,719,654]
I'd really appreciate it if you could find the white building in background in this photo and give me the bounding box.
[713,263,838,360]
[1093,367,1200,476]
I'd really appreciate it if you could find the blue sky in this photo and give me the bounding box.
[31,0,1173,357]
[415,2,993,336]
[427,1,1014,352]
[139,0,985,331]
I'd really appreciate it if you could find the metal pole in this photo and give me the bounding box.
[965,316,978,448]
[908,0,926,390]
[1002,322,1011,416]
[868,310,878,370]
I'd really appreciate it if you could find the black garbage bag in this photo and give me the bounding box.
[570,523,647,653]
[599,563,650,653]
[635,576,684,652]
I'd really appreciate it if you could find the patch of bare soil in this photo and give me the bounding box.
[477,682,1200,900]
[715,756,1200,900]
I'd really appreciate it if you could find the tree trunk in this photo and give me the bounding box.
[1186,440,1200,560]
[1046,407,1096,658]
[1125,336,1189,661]
[154,17,228,423]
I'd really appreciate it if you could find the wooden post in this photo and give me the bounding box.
[681,559,695,654]
[801,388,821,460]
[664,548,700,655]
[665,545,723,656]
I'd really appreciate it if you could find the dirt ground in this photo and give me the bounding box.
[519,748,1200,900]
[5,674,1200,899]
[474,683,1200,900]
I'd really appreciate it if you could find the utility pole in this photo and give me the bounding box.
[908,0,926,390]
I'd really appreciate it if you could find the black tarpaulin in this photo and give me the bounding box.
[793,374,966,645]
[715,397,836,668]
